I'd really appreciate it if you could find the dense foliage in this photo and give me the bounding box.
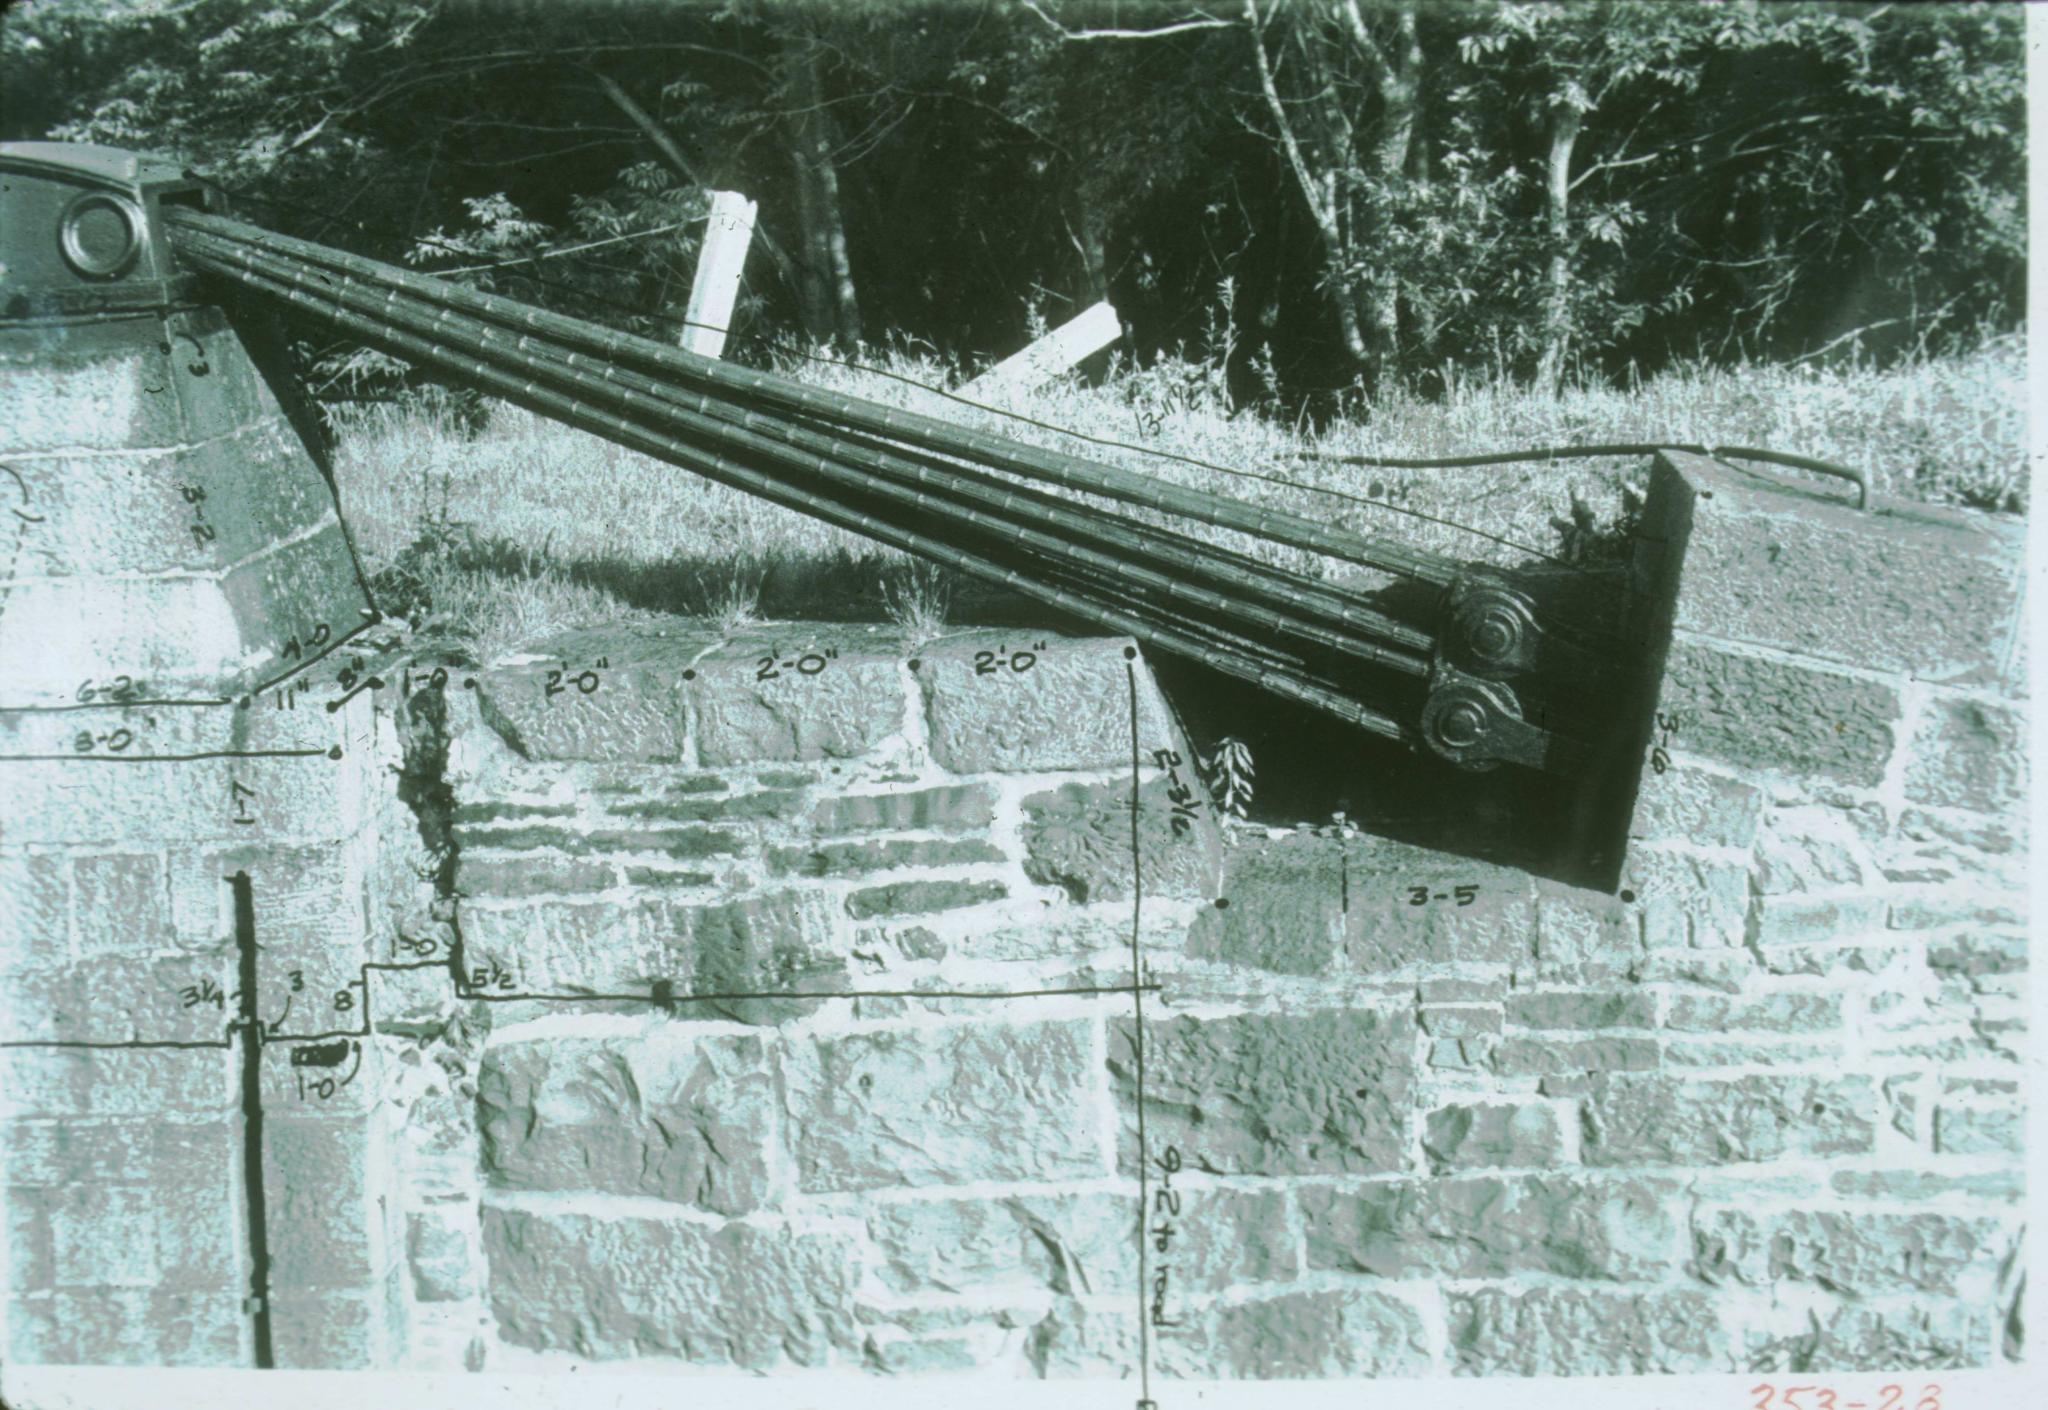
[2,0,2024,406]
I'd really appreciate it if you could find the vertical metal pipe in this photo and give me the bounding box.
[231,870,275,1369]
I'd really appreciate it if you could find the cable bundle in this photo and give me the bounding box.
[167,208,1463,745]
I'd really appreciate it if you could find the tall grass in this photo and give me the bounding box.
[329,334,2025,660]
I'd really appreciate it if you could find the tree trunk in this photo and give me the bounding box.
[1069,194,1109,306]
[1245,1,1368,366]
[1535,101,1583,392]
[1358,4,1421,392]
[783,41,861,348]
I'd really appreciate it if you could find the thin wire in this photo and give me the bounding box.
[173,209,1461,587]
[212,182,1582,570]
[1290,444,1871,510]
[429,216,704,276]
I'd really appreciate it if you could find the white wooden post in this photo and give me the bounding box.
[961,300,1123,402]
[680,190,758,359]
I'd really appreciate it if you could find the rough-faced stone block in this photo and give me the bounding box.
[844,878,1007,919]
[1165,1288,1433,1378]
[1752,894,1888,946]
[1344,841,1538,970]
[216,523,375,672]
[1752,805,1878,895]
[1924,933,2027,978]
[865,1186,1294,1298]
[1533,880,1639,965]
[0,1047,231,1118]
[1507,990,1655,1030]
[1906,695,2027,813]
[1660,450,2023,686]
[0,334,188,454]
[1739,1300,1995,1374]
[864,1192,1133,1297]
[474,624,712,763]
[1448,1285,1723,1376]
[1020,1298,1139,1377]
[1658,636,1900,786]
[1021,776,1222,903]
[1185,833,1345,976]
[922,632,1179,772]
[1111,1009,1413,1176]
[455,823,743,861]
[461,889,847,1019]
[1693,1206,2016,1298]
[264,1117,386,1291]
[5,957,227,1045]
[407,1206,478,1302]
[69,851,172,957]
[6,1287,242,1366]
[809,783,997,834]
[1628,763,1766,849]
[1,745,357,849]
[12,424,334,580]
[1932,1103,2023,1156]
[769,837,1004,877]
[1830,1167,2024,1203]
[268,1266,404,1369]
[1582,1074,1875,1166]
[1303,1174,1676,1280]
[1492,1035,1658,1078]
[482,1205,859,1367]
[478,1029,777,1214]
[782,1019,1104,1191]
[1664,990,1843,1032]
[161,304,295,442]
[1622,845,1748,948]
[0,853,70,972]
[692,628,909,765]
[454,854,616,896]
[1423,1102,1567,1172]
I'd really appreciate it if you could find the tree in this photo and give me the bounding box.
[1243,0,1429,391]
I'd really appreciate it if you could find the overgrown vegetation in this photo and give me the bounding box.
[334,330,2023,660]
[4,0,2024,397]
[3,1,2024,654]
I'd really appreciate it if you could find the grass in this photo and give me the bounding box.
[329,333,2026,661]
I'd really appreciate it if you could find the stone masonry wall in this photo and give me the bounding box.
[1130,453,2029,1377]
[391,453,2026,1380]
[3,449,2029,1381]
[376,623,1220,1374]
[1,687,410,1368]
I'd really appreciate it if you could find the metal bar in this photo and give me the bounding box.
[230,870,274,1370]
[746,408,1437,657]
[174,235,1411,742]
[166,210,1460,586]
[173,229,1431,682]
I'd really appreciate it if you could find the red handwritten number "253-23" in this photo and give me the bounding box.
[1751,1385,1939,1410]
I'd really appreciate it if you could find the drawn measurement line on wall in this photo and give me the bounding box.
[0,746,340,763]
[0,697,236,713]
[0,1036,233,1050]
[1123,652,1156,1410]
[2,961,1163,1051]
[457,982,1161,1005]
[0,603,385,715]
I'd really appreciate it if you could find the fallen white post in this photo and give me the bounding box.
[961,299,1122,402]
[680,190,758,359]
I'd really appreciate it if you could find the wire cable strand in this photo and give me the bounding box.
[1289,443,1870,510]
[205,184,1596,567]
